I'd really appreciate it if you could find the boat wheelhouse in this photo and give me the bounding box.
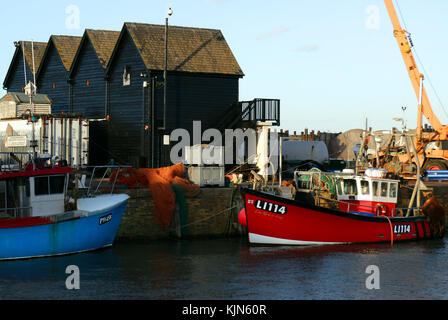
[334,169,399,217]
[0,153,129,260]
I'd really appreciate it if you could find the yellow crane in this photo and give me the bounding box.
[384,0,448,170]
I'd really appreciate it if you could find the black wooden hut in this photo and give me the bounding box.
[3,41,47,93]
[36,35,82,114]
[105,22,244,168]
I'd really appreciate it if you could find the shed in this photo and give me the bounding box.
[36,35,82,114]
[0,92,52,119]
[69,29,120,119]
[3,41,47,93]
[105,22,244,168]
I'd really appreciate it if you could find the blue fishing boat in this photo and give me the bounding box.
[0,154,129,260]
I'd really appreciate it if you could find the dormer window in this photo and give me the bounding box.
[123,65,131,86]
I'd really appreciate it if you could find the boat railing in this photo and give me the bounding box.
[0,152,33,172]
[0,206,33,219]
[317,195,383,216]
[75,165,133,197]
[317,196,422,217]
[391,207,423,217]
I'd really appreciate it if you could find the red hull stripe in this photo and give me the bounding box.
[0,216,81,229]
[0,217,54,229]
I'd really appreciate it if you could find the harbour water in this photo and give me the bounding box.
[0,237,447,300]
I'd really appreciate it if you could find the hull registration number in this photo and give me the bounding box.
[254,200,287,215]
[394,224,411,234]
[99,213,112,225]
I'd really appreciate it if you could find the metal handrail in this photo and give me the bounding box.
[317,195,385,215]
[0,206,33,219]
[78,165,133,196]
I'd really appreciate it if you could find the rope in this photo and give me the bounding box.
[381,215,394,247]
[180,205,237,229]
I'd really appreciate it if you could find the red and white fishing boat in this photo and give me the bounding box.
[239,169,445,245]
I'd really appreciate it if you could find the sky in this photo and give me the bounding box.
[1,0,448,134]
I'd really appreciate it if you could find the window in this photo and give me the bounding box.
[441,140,448,150]
[389,183,398,198]
[123,65,131,86]
[360,180,370,195]
[34,176,65,196]
[372,181,379,196]
[34,177,49,196]
[336,180,343,196]
[380,182,388,197]
[343,179,357,195]
[0,181,6,209]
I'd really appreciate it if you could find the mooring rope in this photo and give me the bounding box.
[180,205,238,229]
[381,215,394,247]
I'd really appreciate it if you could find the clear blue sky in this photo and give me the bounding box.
[1,0,448,134]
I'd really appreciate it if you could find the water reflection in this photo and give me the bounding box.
[0,237,446,300]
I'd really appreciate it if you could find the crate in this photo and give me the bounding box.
[188,166,225,187]
[184,145,224,166]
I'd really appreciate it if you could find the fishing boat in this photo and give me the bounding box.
[238,168,445,245]
[0,153,129,260]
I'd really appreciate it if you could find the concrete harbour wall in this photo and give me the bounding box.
[115,187,246,241]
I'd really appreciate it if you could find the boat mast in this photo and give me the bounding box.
[23,41,38,168]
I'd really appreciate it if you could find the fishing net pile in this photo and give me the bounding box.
[109,163,200,227]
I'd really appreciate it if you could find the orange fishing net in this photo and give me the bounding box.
[110,163,200,227]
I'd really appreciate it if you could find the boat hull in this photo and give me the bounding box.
[242,188,444,245]
[0,197,128,260]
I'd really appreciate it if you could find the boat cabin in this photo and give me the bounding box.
[335,169,399,216]
[0,158,72,219]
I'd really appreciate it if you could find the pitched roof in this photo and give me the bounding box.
[122,22,244,76]
[0,92,52,105]
[85,29,121,69]
[51,35,82,71]
[3,41,47,89]
[20,41,47,73]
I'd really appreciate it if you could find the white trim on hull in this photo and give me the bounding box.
[249,233,351,246]
[0,244,113,261]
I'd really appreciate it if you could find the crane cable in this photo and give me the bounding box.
[394,0,448,121]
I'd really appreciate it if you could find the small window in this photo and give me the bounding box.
[34,177,49,196]
[343,179,357,195]
[390,183,398,198]
[123,65,131,86]
[372,181,379,196]
[50,176,65,194]
[26,179,30,197]
[380,182,388,197]
[360,180,370,195]
[336,180,343,196]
